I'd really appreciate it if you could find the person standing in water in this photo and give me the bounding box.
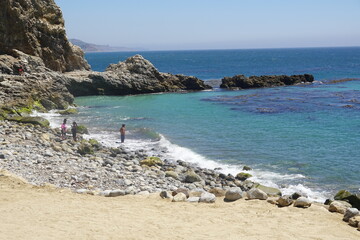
[71,121,78,141]
[61,119,67,140]
[120,124,126,143]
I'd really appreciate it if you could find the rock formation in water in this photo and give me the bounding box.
[220,74,314,89]
[0,0,90,72]
[64,55,212,96]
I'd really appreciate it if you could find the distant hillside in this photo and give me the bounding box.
[69,39,144,52]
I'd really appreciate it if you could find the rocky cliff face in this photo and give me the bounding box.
[64,55,212,96]
[0,0,90,72]
[220,74,314,89]
[0,50,74,111]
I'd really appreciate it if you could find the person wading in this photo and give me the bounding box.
[120,124,126,143]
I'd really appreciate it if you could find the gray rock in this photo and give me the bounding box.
[277,195,294,207]
[124,179,132,186]
[247,188,268,200]
[125,187,135,195]
[184,171,202,183]
[108,189,125,197]
[199,192,216,203]
[291,192,302,200]
[343,208,359,222]
[293,197,312,208]
[76,189,89,194]
[225,187,243,201]
[137,191,150,196]
[165,171,179,180]
[99,190,112,197]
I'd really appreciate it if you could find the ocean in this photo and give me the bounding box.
[50,47,360,201]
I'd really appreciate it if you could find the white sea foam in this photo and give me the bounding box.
[280,184,329,202]
[30,110,62,128]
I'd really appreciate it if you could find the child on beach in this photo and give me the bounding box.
[61,119,67,140]
[71,121,78,141]
[120,124,126,143]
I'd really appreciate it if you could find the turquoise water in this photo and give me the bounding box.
[68,48,360,200]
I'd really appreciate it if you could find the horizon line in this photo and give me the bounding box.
[83,45,360,53]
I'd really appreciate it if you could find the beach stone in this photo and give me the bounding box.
[40,133,51,141]
[242,166,252,171]
[225,187,243,201]
[235,172,252,181]
[108,189,125,197]
[124,179,132,186]
[334,190,360,210]
[277,195,294,207]
[184,171,202,183]
[76,189,89,194]
[334,190,352,200]
[165,171,179,180]
[140,157,163,167]
[187,197,200,203]
[125,187,136,195]
[77,141,94,155]
[254,184,282,196]
[247,188,268,200]
[99,190,111,197]
[160,191,171,199]
[209,187,226,197]
[199,192,216,203]
[293,197,312,208]
[189,189,206,197]
[137,191,150,196]
[291,192,302,200]
[348,216,360,227]
[172,188,189,198]
[343,208,360,222]
[329,201,352,214]
[0,153,5,159]
[172,192,187,202]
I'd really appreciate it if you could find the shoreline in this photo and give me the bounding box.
[33,109,329,202]
[1,118,360,238]
[1,169,360,239]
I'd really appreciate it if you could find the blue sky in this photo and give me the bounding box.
[55,0,360,50]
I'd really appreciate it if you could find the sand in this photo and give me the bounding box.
[0,170,359,240]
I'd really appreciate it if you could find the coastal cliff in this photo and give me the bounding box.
[0,0,90,72]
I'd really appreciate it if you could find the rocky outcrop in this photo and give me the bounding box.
[64,55,212,96]
[0,50,74,111]
[220,74,314,89]
[0,0,90,72]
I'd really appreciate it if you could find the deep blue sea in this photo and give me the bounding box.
[54,48,360,201]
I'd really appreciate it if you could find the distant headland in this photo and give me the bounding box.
[69,39,146,53]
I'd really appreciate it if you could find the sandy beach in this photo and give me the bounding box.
[1,170,359,240]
